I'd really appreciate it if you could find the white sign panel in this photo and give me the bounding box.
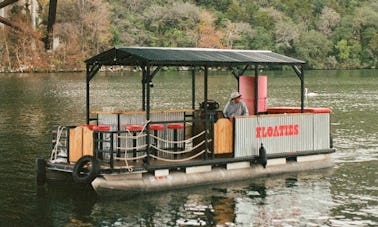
[234,113,330,157]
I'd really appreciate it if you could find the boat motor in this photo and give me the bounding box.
[199,100,220,110]
[199,100,220,122]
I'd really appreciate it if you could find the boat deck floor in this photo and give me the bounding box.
[101,154,235,171]
[48,153,237,173]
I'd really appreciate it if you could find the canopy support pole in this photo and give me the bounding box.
[146,66,152,121]
[142,66,160,111]
[191,69,196,110]
[141,67,146,111]
[254,65,259,115]
[204,66,209,159]
[86,63,101,124]
[145,66,152,165]
[231,65,249,91]
[292,65,305,113]
[143,66,161,165]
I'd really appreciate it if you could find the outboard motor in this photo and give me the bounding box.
[199,100,220,110]
[199,100,220,122]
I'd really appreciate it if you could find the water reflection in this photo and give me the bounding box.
[31,170,332,226]
[35,184,97,226]
[330,161,378,226]
[29,162,377,226]
[285,177,298,188]
[0,70,377,226]
[212,196,235,225]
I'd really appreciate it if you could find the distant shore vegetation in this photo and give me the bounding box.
[0,0,377,72]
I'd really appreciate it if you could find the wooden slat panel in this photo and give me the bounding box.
[82,126,94,156]
[69,126,83,162]
[214,119,233,154]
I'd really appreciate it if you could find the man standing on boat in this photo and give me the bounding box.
[223,91,249,118]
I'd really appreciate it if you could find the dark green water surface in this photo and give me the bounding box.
[0,70,377,226]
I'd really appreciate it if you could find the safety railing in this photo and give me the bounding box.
[50,126,70,164]
[48,117,215,172]
[91,125,211,172]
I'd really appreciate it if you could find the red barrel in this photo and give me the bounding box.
[239,76,267,114]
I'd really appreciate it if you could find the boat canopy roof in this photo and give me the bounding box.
[84,46,307,122]
[85,46,305,67]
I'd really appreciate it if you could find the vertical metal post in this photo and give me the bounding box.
[237,75,240,91]
[300,67,305,113]
[85,64,101,124]
[292,65,305,113]
[142,67,146,111]
[146,66,151,164]
[232,68,240,90]
[146,67,151,121]
[191,69,196,110]
[86,65,90,124]
[117,114,121,157]
[173,129,178,159]
[110,133,114,169]
[132,131,137,160]
[204,66,208,159]
[66,127,70,164]
[254,65,259,115]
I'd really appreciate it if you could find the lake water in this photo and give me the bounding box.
[0,69,377,226]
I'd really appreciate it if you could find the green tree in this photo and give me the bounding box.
[274,19,301,54]
[143,1,200,47]
[369,34,378,67]
[334,39,363,69]
[335,39,350,61]
[193,0,232,13]
[253,7,277,31]
[294,30,331,69]
[108,0,154,46]
[352,3,378,67]
[56,0,111,58]
[1,0,377,71]
[317,6,340,37]
[276,0,315,27]
[247,27,274,50]
[224,21,253,48]
[225,0,245,22]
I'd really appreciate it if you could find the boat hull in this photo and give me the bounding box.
[92,154,333,196]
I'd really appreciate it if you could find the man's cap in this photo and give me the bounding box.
[230,91,241,99]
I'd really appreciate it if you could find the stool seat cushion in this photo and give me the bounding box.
[167,123,184,129]
[87,125,110,131]
[149,124,164,131]
[126,125,144,131]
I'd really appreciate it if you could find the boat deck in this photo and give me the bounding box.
[48,153,255,174]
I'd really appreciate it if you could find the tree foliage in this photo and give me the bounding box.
[0,0,377,71]
[294,30,332,69]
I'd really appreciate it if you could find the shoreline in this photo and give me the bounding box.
[0,67,376,74]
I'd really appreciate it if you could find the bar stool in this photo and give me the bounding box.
[87,125,110,160]
[125,125,144,160]
[149,124,164,155]
[86,124,110,131]
[167,123,184,158]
